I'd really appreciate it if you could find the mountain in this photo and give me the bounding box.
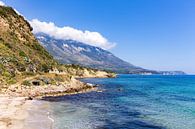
[35,34,186,75]
[0,5,185,98]
[0,5,115,97]
[0,6,59,84]
[36,33,153,74]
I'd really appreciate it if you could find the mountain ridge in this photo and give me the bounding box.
[36,33,151,74]
[35,33,186,75]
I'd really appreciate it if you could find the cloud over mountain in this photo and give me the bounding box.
[29,19,116,49]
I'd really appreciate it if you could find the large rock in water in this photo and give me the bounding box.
[35,33,153,74]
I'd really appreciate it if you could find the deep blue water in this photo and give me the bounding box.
[44,75,195,129]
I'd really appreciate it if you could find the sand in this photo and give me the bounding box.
[0,95,32,129]
[0,81,99,129]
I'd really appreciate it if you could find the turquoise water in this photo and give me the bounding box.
[44,75,195,129]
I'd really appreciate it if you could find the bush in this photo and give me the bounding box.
[21,80,31,86]
[19,51,27,57]
[7,78,16,84]
[4,42,12,49]
[54,75,64,82]
[2,71,11,77]
[22,71,35,76]
[16,63,26,72]
[41,64,51,72]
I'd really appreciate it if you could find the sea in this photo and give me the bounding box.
[28,75,195,129]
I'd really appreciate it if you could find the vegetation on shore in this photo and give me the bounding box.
[0,5,115,97]
[0,6,58,85]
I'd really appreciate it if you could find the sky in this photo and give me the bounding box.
[1,0,195,74]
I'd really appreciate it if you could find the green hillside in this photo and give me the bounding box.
[0,6,58,85]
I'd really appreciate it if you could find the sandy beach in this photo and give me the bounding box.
[0,95,54,129]
[0,85,98,129]
[0,95,30,129]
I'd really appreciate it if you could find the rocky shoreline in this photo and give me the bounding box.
[0,73,112,129]
[0,73,108,99]
[0,83,97,129]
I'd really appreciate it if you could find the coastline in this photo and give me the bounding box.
[0,68,116,128]
[3,76,99,98]
[0,88,98,129]
[0,75,108,129]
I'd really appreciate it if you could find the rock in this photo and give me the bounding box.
[32,80,41,86]
[39,77,51,84]
[25,96,33,100]
[117,88,123,91]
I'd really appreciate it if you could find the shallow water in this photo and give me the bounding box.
[43,75,195,129]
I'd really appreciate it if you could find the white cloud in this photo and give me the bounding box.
[0,0,5,6]
[29,19,116,49]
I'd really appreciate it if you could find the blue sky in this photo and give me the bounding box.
[2,0,195,74]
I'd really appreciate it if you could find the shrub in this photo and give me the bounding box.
[22,71,35,76]
[19,51,27,57]
[16,63,26,72]
[4,42,12,49]
[2,71,11,77]
[21,80,31,86]
[7,78,16,84]
[54,75,64,82]
[41,64,51,72]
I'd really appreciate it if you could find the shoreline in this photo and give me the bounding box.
[0,80,101,129]
[1,72,114,99]
[0,88,98,129]
[0,74,112,129]
[2,76,99,98]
